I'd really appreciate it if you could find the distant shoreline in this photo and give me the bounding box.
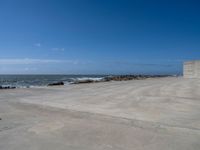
[0,74,177,89]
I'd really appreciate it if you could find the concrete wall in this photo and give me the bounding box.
[184,61,200,78]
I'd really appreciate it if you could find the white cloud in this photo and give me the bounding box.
[34,43,41,47]
[24,67,38,71]
[52,48,65,52]
[0,58,78,65]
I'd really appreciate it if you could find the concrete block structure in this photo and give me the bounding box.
[184,60,200,78]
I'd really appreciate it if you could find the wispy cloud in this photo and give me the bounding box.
[34,43,41,47]
[24,67,38,71]
[52,48,65,52]
[0,58,78,65]
[115,62,174,67]
[103,60,181,68]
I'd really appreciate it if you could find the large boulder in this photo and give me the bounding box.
[72,79,95,84]
[48,81,64,86]
[0,86,16,89]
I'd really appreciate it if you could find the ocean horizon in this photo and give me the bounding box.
[0,74,175,88]
[0,74,107,88]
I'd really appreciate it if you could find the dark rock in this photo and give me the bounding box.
[72,79,95,84]
[104,75,147,81]
[71,75,170,84]
[0,86,16,89]
[48,81,64,86]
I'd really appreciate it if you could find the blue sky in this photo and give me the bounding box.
[0,0,200,74]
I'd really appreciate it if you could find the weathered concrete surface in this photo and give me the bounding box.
[0,77,200,150]
[184,60,200,78]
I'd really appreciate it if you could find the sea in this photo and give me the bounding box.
[0,75,107,88]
